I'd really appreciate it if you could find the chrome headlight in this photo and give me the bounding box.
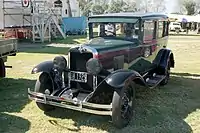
[53,56,67,71]
[86,58,102,75]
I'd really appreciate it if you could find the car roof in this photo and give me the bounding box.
[89,12,168,19]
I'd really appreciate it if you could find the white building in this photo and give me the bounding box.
[0,0,80,29]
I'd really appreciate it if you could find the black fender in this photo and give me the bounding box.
[105,69,145,89]
[87,69,146,104]
[153,48,175,69]
[31,61,54,74]
[31,61,62,91]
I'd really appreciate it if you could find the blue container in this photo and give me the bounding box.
[62,16,87,35]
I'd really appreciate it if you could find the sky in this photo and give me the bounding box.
[165,0,179,13]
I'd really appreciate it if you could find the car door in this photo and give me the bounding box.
[127,22,144,72]
[139,19,158,73]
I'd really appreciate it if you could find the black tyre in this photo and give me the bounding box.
[35,72,55,112]
[160,60,171,85]
[0,58,5,77]
[112,83,135,129]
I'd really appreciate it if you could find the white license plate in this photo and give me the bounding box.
[70,71,87,83]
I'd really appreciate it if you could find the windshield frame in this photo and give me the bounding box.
[88,17,141,42]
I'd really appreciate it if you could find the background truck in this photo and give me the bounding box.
[0,38,17,77]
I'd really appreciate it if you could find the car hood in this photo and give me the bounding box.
[70,37,138,53]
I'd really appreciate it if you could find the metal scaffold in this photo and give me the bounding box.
[2,0,66,43]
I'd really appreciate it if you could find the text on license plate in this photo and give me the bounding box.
[70,71,87,83]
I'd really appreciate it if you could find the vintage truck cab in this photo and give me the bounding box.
[28,12,175,128]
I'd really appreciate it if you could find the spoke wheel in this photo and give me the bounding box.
[112,83,135,129]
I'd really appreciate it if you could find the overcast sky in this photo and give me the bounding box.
[165,0,179,13]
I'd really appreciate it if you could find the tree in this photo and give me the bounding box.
[78,0,88,12]
[106,0,137,13]
[81,2,93,17]
[122,1,137,12]
[139,0,166,12]
[152,0,166,12]
[91,3,109,15]
[181,0,199,15]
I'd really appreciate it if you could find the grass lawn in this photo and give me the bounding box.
[51,35,88,44]
[1,36,200,133]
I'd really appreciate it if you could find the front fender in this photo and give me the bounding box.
[31,61,54,74]
[105,69,145,89]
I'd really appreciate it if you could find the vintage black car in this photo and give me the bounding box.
[28,12,175,128]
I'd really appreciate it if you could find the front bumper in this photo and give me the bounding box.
[28,88,112,116]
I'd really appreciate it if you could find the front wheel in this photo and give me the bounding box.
[112,83,135,129]
[35,72,55,112]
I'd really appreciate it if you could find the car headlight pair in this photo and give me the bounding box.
[53,56,102,75]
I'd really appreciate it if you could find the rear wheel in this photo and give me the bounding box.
[160,60,171,86]
[35,72,55,112]
[112,83,135,128]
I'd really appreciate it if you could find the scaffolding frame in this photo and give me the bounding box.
[3,0,32,28]
[2,0,66,43]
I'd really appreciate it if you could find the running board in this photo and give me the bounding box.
[146,75,166,88]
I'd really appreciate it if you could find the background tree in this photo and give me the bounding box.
[91,3,109,15]
[106,0,137,13]
[138,0,166,12]
[78,0,88,12]
[181,0,199,15]
[152,0,166,12]
[81,2,93,17]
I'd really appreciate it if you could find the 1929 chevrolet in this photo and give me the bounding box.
[28,12,175,128]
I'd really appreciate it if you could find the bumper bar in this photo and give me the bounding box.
[28,88,112,116]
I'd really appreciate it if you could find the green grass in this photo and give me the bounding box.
[51,35,88,44]
[1,36,200,133]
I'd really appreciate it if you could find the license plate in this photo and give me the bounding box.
[70,71,87,83]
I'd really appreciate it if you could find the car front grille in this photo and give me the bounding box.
[69,52,94,91]
[70,52,93,72]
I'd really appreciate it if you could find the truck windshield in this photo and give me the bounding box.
[88,22,140,41]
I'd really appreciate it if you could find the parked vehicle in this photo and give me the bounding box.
[0,38,17,77]
[169,22,184,32]
[28,12,175,128]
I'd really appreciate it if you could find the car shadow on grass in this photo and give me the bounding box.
[0,113,30,133]
[43,73,200,133]
[0,78,35,133]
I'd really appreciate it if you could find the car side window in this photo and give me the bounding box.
[157,21,164,38]
[143,20,154,42]
[163,21,169,36]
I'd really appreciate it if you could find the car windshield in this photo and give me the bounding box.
[89,22,140,42]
